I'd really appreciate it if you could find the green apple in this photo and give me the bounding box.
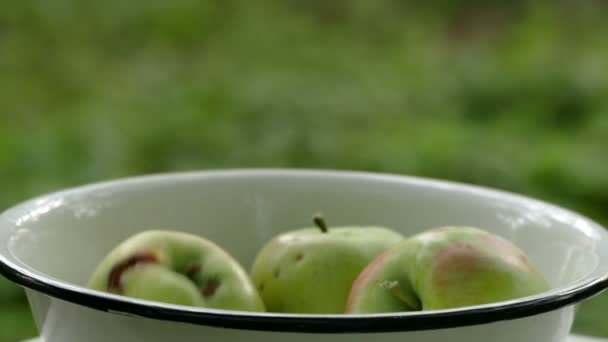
[250,215,404,313]
[88,230,265,312]
[346,226,549,313]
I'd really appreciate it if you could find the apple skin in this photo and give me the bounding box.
[250,225,404,314]
[88,230,265,312]
[346,226,549,313]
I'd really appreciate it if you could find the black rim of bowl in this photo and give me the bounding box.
[1,170,608,333]
[1,262,607,333]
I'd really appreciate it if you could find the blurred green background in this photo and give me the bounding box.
[1,0,608,340]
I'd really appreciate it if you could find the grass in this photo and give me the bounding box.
[1,1,607,340]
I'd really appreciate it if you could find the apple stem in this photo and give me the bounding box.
[313,213,329,233]
[380,280,421,310]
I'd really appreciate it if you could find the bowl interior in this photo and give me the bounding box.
[1,170,606,301]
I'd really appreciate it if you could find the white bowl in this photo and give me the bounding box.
[1,170,607,342]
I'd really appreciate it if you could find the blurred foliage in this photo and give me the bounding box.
[1,0,608,340]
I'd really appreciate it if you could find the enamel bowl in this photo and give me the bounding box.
[1,170,607,342]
